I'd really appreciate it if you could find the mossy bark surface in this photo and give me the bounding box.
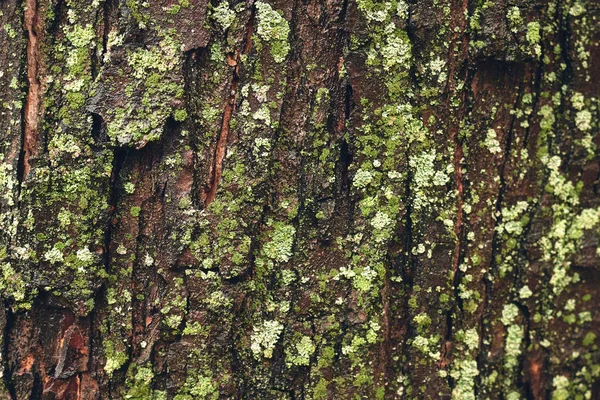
[0,0,599,398]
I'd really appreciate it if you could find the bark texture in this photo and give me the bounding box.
[0,0,599,398]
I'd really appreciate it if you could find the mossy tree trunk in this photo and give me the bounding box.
[0,0,599,398]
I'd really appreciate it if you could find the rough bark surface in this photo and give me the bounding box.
[0,0,599,399]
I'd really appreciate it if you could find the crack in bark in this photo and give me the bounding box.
[475,78,523,395]
[203,8,255,207]
[91,0,114,79]
[439,0,473,386]
[18,0,43,181]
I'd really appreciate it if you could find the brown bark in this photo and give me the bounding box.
[0,0,599,399]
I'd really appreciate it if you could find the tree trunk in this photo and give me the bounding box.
[0,0,599,398]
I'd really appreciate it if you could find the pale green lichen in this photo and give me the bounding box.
[411,335,441,359]
[263,223,295,262]
[450,359,479,400]
[104,340,129,375]
[379,31,412,71]
[0,261,29,307]
[409,149,450,211]
[526,22,542,56]
[539,154,600,295]
[518,285,533,299]
[3,23,17,39]
[356,0,392,22]
[286,335,316,366]
[463,328,479,351]
[484,128,502,154]
[371,211,392,242]
[251,319,284,359]
[102,33,184,147]
[353,169,374,189]
[44,247,64,264]
[500,303,524,393]
[124,182,135,194]
[552,375,570,400]
[507,7,522,33]
[124,365,154,399]
[569,1,586,17]
[575,109,592,131]
[504,324,524,370]
[255,2,290,63]
[211,1,236,30]
[501,304,520,325]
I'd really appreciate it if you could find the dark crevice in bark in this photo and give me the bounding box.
[31,368,43,399]
[551,2,574,169]
[340,0,350,21]
[182,45,209,209]
[15,82,28,201]
[2,304,16,400]
[518,301,535,400]
[105,147,127,275]
[593,166,600,198]
[87,282,106,388]
[335,18,353,227]
[400,147,415,386]
[344,81,353,121]
[335,136,352,225]
[91,112,108,145]
[47,0,64,42]
[91,0,115,79]
[100,0,115,69]
[522,61,544,149]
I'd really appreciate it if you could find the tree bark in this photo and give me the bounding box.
[0,0,599,398]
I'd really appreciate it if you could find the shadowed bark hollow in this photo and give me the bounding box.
[0,0,599,399]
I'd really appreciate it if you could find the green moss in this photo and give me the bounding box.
[167,4,181,15]
[174,109,188,122]
[312,378,329,399]
[130,206,141,217]
[583,332,596,347]
[125,365,154,399]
